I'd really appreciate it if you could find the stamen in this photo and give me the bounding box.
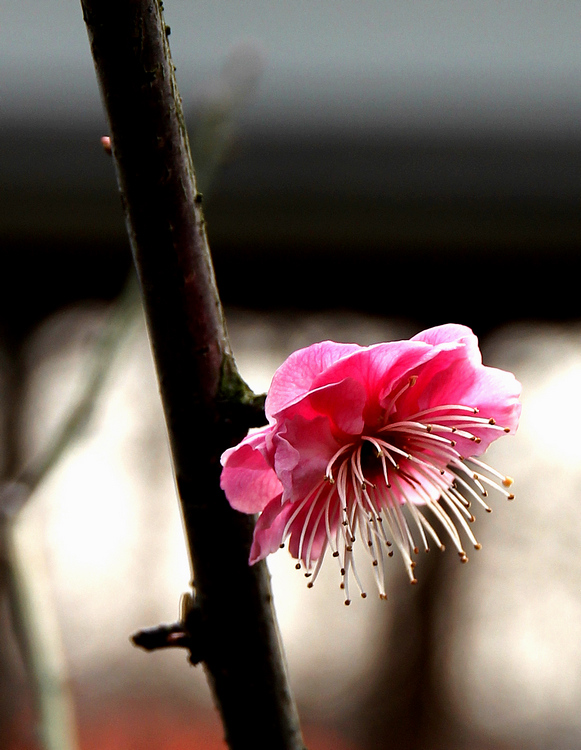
[336,462,357,541]
[304,493,334,570]
[426,414,509,432]
[472,471,515,500]
[281,498,311,546]
[363,518,388,598]
[405,500,430,552]
[405,404,479,421]
[384,423,459,449]
[347,550,367,599]
[413,507,446,551]
[371,437,412,461]
[383,375,418,418]
[341,554,351,605]
[394,465,478,556]
[351,446,367,486]
[343,501,368,599]
[403,433,461,462]
[368,492,394,553]
[425,500,466,556]
[306,548,327,589]
[441,485,474,521]
[465,456,514,487]
[389,477,420,554]
[441,494,481,549]
[324,490,339,557]
[297,493,321,566]
[380,482,418,583]
[359,493,397,598]
[361,435,386,458]
[449,464,493,512]
[325,442,356,482]
[278,390,514,601]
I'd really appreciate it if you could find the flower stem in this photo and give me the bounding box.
[80,2,305,748]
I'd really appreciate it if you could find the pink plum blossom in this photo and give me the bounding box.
[221,324,521,603]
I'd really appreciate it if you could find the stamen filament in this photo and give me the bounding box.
[288,394,515,597]
[405,404,479,421]
[383,375,418,418]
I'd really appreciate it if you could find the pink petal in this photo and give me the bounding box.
[273,414,341,500]
[286,497,333,563]
[273,376,367,436]
[265,340,362,418]
[384,328,494,419]
[220,428,282,513]
[443,369,520,456]
[411,323,477,350]
[307,339,452,423]
[249,495,293,564]
[399,349,522,456]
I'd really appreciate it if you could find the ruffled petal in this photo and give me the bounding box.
[265,341,362,418]
[273,414,341,500]
[411,323,478,353]
[406,355,522,455]
[387,327,502,417]
[286,491,336,564]
[220,428,282,513]
[273,376,367,436]
[249,495,292,564]
[306,339,455,423]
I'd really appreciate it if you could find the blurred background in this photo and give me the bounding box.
[1,1,580,748]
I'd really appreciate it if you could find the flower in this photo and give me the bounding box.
[221,324,521,603]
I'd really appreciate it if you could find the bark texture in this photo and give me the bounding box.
[80,2,304,747]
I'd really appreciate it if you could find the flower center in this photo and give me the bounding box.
[292,387,515,605]
[358,437,388,477]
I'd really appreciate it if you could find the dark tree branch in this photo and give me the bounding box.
[80,2,304,748]
[131,624,193,655]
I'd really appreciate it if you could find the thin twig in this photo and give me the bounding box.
[1,485,78,750]
[18,276,141,494]
[0,281,139,750]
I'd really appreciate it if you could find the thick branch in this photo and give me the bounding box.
[80,2,304,748]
